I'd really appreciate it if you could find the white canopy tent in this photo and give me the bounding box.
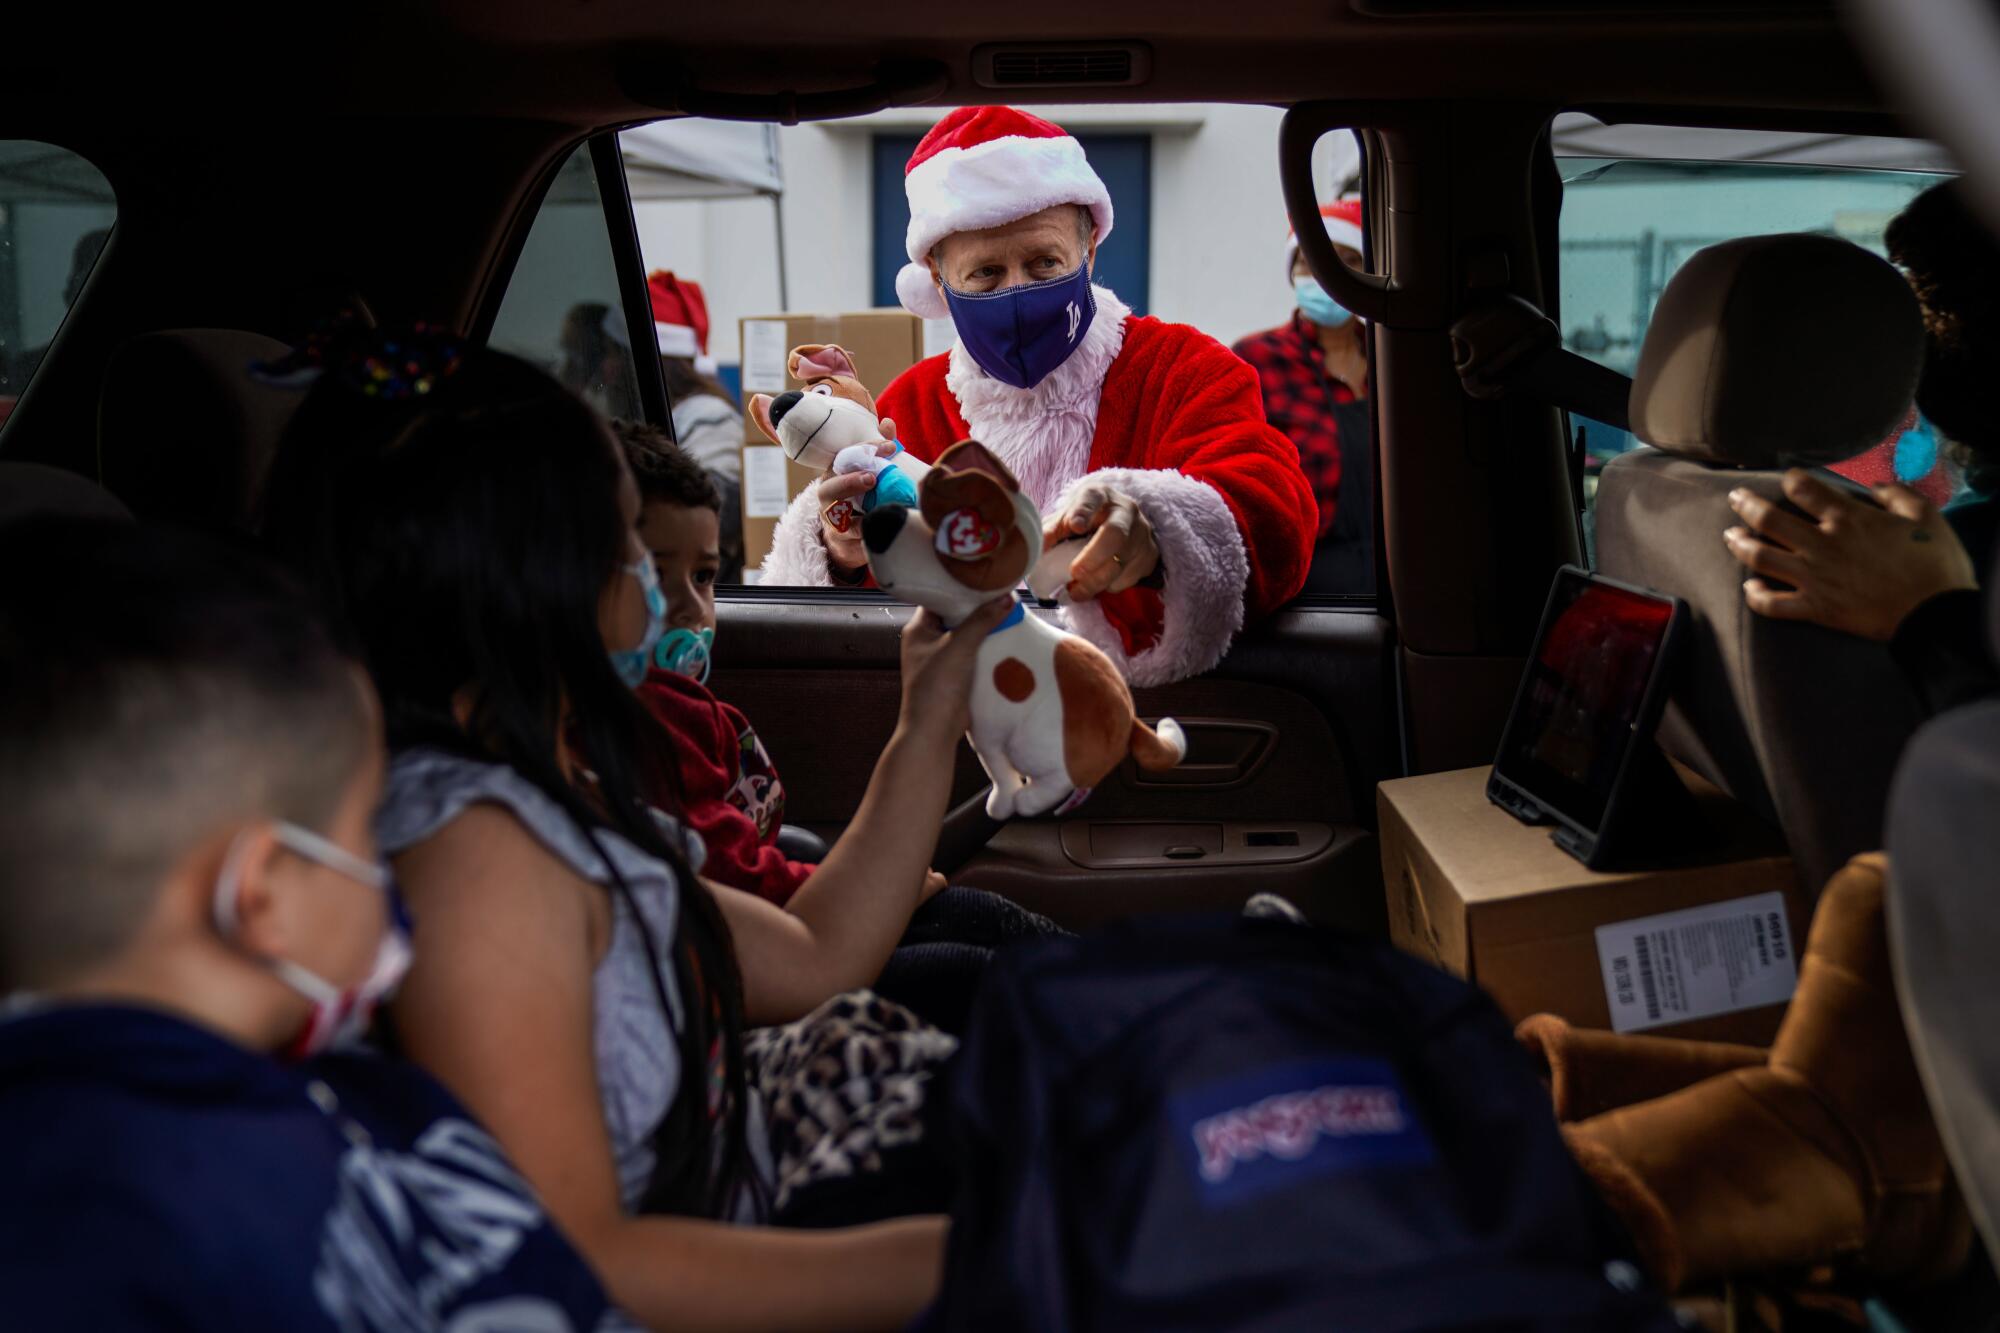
[1550,113,1955,173]
[621,120,783,199]
[619,119,790,307]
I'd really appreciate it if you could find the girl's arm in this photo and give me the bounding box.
[391,807,947,1333]
[712,599,1009,1024]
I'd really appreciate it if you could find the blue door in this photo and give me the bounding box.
[872,132,1151,316]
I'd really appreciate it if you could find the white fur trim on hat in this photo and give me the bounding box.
[896,261,950,321]
[898,134,1113,317]
[1285,214,1365,276]
[655,322,700,358]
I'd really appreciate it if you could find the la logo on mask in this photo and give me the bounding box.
[944,265,1098,391]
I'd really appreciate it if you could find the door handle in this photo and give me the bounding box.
[1126,718,1276,790]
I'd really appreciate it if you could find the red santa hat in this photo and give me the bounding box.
[647,270,713,367]
[1284,197,1365,276]
[894,106,1115,321]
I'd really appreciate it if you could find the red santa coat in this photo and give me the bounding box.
[762,287,1317,685]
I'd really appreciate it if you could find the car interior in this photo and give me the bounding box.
[3,1,1991,1320]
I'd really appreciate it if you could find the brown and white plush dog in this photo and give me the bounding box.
[863,440,1186,818]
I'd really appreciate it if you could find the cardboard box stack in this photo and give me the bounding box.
[737,310,931,577]
[1379,764,1807,1045]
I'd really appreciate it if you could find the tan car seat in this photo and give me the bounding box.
[1593,233,1928,895]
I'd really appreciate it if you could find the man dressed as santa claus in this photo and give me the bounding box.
[764,105,1317,686]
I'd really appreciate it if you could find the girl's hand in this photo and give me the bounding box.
[898,598,1012,740]
[1724,469,1977,642]
[922,870,948,900]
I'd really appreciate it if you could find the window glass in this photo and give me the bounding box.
[0,141,114,424]
[490,143,643,423]
[1557,132,1952,559]
[622,108,1371,600]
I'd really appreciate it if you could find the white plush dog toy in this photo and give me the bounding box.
[748,343,927,536]
[862,439,1187,818]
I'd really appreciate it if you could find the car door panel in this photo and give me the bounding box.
[708,596,1396,932]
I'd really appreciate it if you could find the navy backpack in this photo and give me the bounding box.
[920,910,1679,1332]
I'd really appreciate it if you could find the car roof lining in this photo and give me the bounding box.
[4,2,1898,132]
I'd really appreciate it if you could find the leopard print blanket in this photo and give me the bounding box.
[745,990,959,1215]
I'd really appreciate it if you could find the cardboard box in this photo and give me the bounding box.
[737,310,925,575]
[1379,765,1806,1045]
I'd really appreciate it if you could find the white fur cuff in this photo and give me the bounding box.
[759,479,837,586]
[1054,467,1249,687]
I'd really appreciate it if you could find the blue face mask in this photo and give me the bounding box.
[944,264,1096,391]
[1294,275,1354,329]
[610,556,668,689]
[653,625,714,684]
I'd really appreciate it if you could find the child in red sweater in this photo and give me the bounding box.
[615,421,821,903]
[616,422,1064,1033]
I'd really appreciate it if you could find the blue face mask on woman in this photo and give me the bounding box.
[1294,275,1355,330]
[610,555,668,689]
[944,264,1097,391]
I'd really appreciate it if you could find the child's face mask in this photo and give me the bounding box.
[212,822,413,1060]
[653,625,714,684]
[610,554,669,689]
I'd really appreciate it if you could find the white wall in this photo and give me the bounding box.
[633,104,1362,371]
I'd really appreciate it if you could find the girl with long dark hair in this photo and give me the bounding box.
[261,339,1004,1330]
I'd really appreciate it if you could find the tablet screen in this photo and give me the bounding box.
[1495,570,1677,833]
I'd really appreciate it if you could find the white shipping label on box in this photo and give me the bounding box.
[1595,891,1797,1034]
[742,446,792,519]
[923,318,958,360]
[742,320,791,391]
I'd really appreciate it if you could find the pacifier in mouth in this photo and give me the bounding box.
[653,626,715,683]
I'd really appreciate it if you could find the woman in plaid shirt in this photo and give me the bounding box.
[1233,198,1375,596]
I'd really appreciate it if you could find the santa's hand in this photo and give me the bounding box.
[1046,483,1159,600]
[819,470,876,574]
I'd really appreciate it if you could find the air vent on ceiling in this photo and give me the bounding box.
[972,43,1152,89]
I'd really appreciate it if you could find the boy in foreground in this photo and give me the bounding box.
[0,519,629,1332]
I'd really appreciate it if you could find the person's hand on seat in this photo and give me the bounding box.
[1044,482,1160,600]
[1723,468,1978,641]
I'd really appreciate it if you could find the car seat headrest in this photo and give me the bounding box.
[0,462,132,528]
[97,329,301,533]
[1628,233,1925,470]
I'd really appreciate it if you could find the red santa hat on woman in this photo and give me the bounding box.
[599,270,718,373]
[1284,197,1365,275]
[894,106,1115,321]
[648,270,716,372]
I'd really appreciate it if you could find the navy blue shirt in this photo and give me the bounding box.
[0,1002,634,1332]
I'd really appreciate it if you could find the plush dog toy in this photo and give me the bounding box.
[749,343,927,539]
[862,439,1187,818]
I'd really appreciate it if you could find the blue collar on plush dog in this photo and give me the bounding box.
[945,601,1025,635]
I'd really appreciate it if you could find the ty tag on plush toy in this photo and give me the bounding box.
[862,439,1187,819]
